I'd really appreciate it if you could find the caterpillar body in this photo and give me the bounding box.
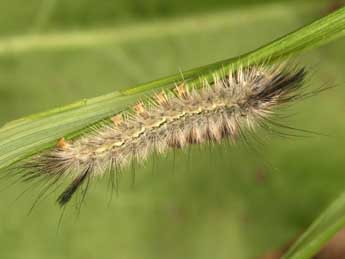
[21,63,307,206]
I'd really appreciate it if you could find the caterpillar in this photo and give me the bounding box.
[19,63,309,206]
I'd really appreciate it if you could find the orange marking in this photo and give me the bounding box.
[175,83,187,98]
[56,137,67,149]
[133,102,145,114]
[155,91,168,105]
[111,114,123,126]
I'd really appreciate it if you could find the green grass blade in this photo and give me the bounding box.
[125,6,345,94]
[282,190,345,259]
[0,6,344,171]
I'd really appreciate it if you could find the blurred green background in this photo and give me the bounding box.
[0,0,344,258]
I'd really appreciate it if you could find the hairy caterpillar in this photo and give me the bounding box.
[18,63,310,206]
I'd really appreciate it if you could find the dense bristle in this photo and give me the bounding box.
[17,63,309,206]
